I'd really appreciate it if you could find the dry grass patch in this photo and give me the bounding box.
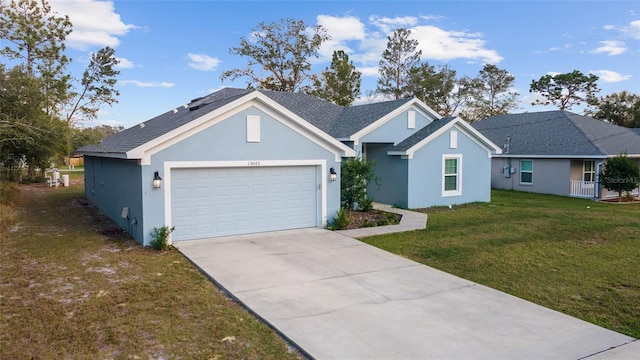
[1,181,303,359]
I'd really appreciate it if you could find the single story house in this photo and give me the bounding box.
[78,88,500,245]
[472,110,640,199]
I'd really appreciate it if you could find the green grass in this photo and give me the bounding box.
[361,190,640,339]
[0,181,302,359]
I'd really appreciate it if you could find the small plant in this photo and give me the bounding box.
[150,225,175,251]
[328,207,351,230]
[359,196,374,212]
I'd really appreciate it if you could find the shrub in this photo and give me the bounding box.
[150,225,175,251]
[341,157,379,212]
[328,208,351,230]
[600,152,640,201]
[359,196,374,212]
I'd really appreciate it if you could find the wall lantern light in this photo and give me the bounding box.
[153,171,163,189]
[329,167,337,182]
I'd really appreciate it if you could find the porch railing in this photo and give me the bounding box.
[570,180,595,198]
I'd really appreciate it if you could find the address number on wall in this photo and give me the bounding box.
[247,161,261,166]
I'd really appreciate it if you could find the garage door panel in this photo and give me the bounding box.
[171,166,318,241]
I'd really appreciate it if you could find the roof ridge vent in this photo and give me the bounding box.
[172,108,178,114]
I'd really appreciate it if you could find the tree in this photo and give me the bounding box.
[586,91,640,128]
[0,64,65,177]
[599,152,640,202]
[1,0,121,172]
[340,157,379,213]
[0,0,72,114]
[460,64,519,123]
[529,70,600,110]
[71,124,124,153]
[220,18,330,92]
[408,63,454,115]
[308,50,361,106]
[377,28,421,100]
[61,46,120,160]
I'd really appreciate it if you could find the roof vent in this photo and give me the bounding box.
[172,108,178,114]
[183,104,188,109]
[139,123,145,129]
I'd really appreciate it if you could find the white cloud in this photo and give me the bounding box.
[602,25,616,31]
[318,15,366,42]
[591,40,627,56]
[624,20,640,40]
[50,0,136,50]
[411,25,503,63]
[187,53,221,71]
[115,57,134,69]
[369,15,419,34]
[358,66,380,77]
[119,80,175,88]
[316,15,367,62]
[590,70,631,82]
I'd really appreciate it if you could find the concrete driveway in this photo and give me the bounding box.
[177,228,638,360]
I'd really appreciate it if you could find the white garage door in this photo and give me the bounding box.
[170,166,318,241]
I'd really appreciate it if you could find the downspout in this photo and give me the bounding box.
[595,161,604,200]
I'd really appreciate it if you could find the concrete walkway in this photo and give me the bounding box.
[176,228,637,360]
[337,203,427,238]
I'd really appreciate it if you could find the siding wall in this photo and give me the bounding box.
[84,156,144,240]
[491,158,572,196]
[407,126,493,208]
[366,143,409,208]
[145,105,342,245]
[360,106,434,145]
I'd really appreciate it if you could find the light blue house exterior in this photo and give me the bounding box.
[79,88,501,245]
[80,90,355,245]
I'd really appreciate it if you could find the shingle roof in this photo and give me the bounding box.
[392,117,457,151]
[77,88,421,155]
[329,98,414,138]
[472,110,640,157]
[77,88,252,154]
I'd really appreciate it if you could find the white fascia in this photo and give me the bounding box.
[388,117,501,159]
[349,99,440,146]
[126,91,355,164]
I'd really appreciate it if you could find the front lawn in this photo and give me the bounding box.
[360,190,640,339]
[0,179,302,359]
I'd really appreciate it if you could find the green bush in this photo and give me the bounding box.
[328,208,351,230]
[341,157,379,212]
[150,225,175,251]
[359,196,374,212]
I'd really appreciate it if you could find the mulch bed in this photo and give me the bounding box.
[343,209,402,230]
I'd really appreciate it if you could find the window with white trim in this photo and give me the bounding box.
[520,159,533,184]
[442,155,462,196]
[247,115,260,142]
[583,160,595,182]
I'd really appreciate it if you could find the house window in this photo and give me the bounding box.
[442,155,462,196]
[408,111,416,129]
[583,160,595,182]
[520,159,533,184]
[247,115,260,142]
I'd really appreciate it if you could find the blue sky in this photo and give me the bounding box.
[46,0,640,128]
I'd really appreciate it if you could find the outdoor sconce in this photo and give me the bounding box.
[330,167,337,182]
[153,171,163,189]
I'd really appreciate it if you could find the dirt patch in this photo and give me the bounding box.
[600,196,640,203]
